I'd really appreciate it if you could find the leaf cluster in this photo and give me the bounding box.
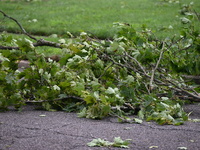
[87,137,131,148]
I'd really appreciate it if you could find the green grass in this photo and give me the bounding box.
[0,0,199,38]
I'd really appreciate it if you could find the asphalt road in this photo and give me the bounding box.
[0,104,200,150]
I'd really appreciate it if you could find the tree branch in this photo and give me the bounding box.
[166,79,200,101]
[0,10,63,49]
[102,49,200,102]
[124,52,147,76]
[149,42,165,91]
[0,45,19,50]
[0,10,38,41]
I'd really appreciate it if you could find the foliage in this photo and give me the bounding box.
[171,1,200,75]
[0,3,199,125]
[0,0,199,38]
[87,137,131,148]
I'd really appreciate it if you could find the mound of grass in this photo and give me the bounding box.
[0,0,199,38]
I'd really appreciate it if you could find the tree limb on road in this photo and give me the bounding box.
[1,9,200,103]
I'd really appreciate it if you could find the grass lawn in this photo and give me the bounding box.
[0,0,199,39]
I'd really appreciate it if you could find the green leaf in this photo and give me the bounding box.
[0,53,10,62]
[16,38,34,52]
[105,87,116,94]
[5,35,13,43]
[77,107,87,118]
[68,44,81,53]
[180,17,191,24]
[95,59,104,68]
[125,75,135,83]
[134,118,143,124]
[113,137,130,148]
[138,109,145,119]
[87,137,130,148]
[71,81,85,95]
[177,147,187,150]
[149,146,159,149]
[5,73,16,84]
[84,95,96,104]
[82,91,96,104]
[100,104,111,117]
[87,138,113,147]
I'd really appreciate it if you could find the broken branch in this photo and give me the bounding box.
[0,10,63,49]
[0,10,38,41]
[149,42,165,91]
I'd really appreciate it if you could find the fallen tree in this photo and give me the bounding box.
[0,9,199,125]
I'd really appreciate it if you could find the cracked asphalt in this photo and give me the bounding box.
[0,103,200,150]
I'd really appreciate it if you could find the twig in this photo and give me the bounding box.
[0,10,63,49]
[0,45,19,50]
[34,38,63,48]
[98,62,114,79]
[144,82,151,94]
[172,44,193,56]
[0,40,63,50]
[181,75,200,80]
[0,10,38,41]
[107,51,200,101]
[166,79,200,101]
[193,9,200,21]
[124,52,147,76]
[149,42,165,91]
